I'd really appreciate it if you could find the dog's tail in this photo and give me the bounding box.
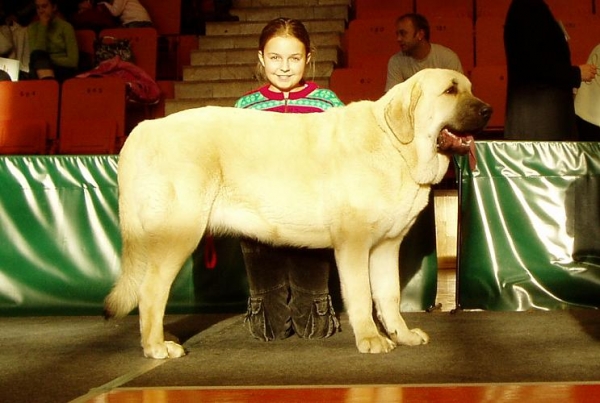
[103,241,143,320]
[103,276,138,320]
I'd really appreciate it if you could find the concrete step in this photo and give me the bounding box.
[165,98,240,115]
[198,32,342,50]
[190,46,340,66]
[183,61,335,81]
[174,79,265,100]
[173,77,330,100]
[234,0,350,7]
[230,5,349,22]
[165,77,331,115]
[168,75,332,115]
[205,19,346,36]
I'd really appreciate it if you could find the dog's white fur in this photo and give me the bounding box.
[105,69,491,359]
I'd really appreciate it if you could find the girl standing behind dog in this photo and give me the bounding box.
[235,17,343,341]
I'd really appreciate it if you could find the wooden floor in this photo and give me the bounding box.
[85,383,600,402]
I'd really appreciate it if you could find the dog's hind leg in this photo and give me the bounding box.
[335,243,395,354]
[136,185,210,359]
[139,215,205,359]
[138,254,189,358]
[369,240,429,346]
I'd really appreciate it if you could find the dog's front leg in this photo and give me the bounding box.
[369,240,429,346]
[335,245,395,354]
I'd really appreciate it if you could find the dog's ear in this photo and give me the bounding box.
[384,81,448,185]
[384,82,422,144]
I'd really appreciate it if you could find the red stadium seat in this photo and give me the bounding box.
[75,29,97,71]
[353,0,413,19]
[470,65,507,131]
[475,0,512,19]
[545,0,593,19]
[428,16,475,74]
[142,0,182,35]
[345,18,398,68]
[329,67,387,104]
[99,27,158,79]
[58,77,126,154]
[149,80,175,119]
[0,80,59,154]
[415,0,474,19]
[475,16,506,66]
[560,15,600,65]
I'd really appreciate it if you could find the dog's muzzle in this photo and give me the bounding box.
[437,102,493,155]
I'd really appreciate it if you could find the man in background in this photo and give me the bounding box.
[385,13,462,91]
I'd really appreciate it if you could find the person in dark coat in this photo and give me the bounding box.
[503,0,596,140]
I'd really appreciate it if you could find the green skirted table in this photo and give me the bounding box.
[456,141,600,310]
[0,155,438,315]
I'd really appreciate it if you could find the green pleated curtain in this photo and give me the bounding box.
[0,155,437,315]
[456,141,600,310]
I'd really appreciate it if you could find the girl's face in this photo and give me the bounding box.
[259,35,311,93]
[35,0,57,20]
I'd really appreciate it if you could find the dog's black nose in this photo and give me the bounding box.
[480,104,493,120]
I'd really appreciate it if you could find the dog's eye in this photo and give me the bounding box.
[444,86,458,95]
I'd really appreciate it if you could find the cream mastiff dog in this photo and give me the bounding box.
[105,68,492,359]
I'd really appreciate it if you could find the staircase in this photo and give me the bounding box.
[164,0,351,115]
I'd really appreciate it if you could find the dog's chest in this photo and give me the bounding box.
[383,187,432,239]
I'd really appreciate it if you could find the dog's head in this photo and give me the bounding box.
[379,68,492,184]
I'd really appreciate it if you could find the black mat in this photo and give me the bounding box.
[128,310,600,387]
[1,310,599,403]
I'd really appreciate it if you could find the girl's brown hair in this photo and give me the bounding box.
[255,17,316,83]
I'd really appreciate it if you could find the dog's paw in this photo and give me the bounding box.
[356,334,396,354]
[143,341,186,359]
[411,328,429,345]
[391,328,429,346]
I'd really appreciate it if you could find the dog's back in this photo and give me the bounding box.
[117,104,391,245]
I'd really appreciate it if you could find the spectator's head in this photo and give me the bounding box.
[77,0,93,13]
[395,13,431,56]
[35,0,58,21]
[256,18,314,92]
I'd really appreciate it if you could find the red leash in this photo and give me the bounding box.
[204,235,217,269]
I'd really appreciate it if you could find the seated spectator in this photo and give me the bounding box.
[575,44,600,141]
[98,0,153,28]
[6,19,31,79]
[69,0,118,33]
[1,2,35,79]
[28,0,78,81]
[0,25,13,57]
[0,14,15,81]
[385,13,463,91]
[1,6,14,56]
[3,1,36,28]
